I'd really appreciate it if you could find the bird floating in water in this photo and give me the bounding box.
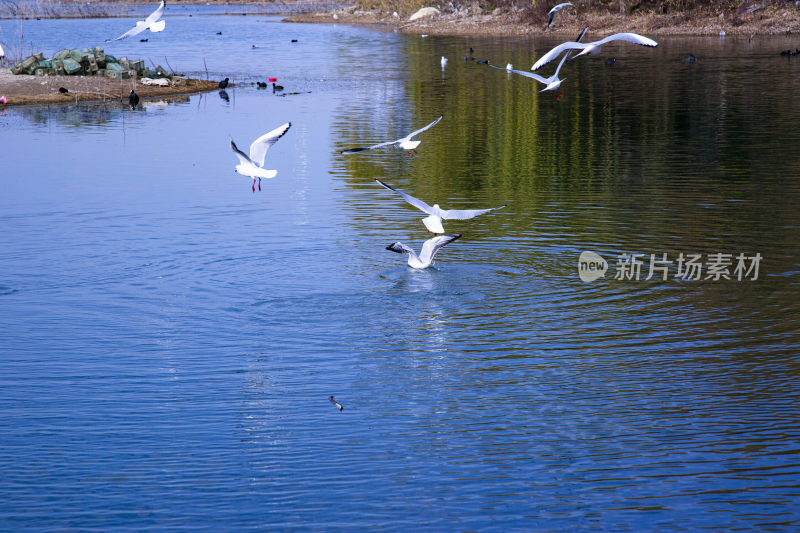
[532,32,658,71]
[342,116,442,156]
[256,81,267,88]
[441,56,448,70]
[128,89,139,109]
[140,38,148,42]
[272,82,283,92]
[218,77,229,89]
[230,122,291,192]
[386,234,461,269]
[0,43,4,60]
[108,0,165,42]
[375,179,505,234]
[547,2,573,28]
[328,396,343,411]
[682,53,697,62]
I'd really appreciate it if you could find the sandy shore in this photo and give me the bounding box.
[286,4,800,37]
[0,68,220,106]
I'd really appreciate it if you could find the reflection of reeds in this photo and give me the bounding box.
[0,0,126,19]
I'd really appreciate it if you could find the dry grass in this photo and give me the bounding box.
[0,0,127,19]
[288,0,800,36]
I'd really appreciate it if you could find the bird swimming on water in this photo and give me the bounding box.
[328,396,343,411]
[129,89,139,109]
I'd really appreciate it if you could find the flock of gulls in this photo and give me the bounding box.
[219,4,659,268]
[102,1,663,269]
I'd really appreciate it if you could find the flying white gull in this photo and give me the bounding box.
[488,26,586,92]
[108,1,166,42]
[376,179,505,234]
[547,3,573,28]
[532,32,657,71]
[230,122,291,191]
[386,234,461,269]
[490,58,568,92]
[342,115,442,155]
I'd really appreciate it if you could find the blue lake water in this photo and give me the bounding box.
[1,12,800,531]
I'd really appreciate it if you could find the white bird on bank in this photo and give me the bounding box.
[341,115,442,155]
[108,0,166,42]
[531,32,658,71]
[230,122,291,191]
[547,2,573,28]
[386,234,461,269]
[376,179,505,234]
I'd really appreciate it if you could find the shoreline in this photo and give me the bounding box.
[0,68,220,107]
[284,4,800,37]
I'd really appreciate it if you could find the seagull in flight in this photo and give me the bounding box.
[532,32,658,71]
[230,122,291,191]
[547,3,573,28]
[386,234,461,269]
[342,115,442,156]
[376,179,505,234]
[488,27,586,92]
[108,0,166,41]
[489,60,568,92]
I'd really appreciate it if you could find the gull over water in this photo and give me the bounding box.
[230,122,291,192]
[341,115,442,156]
[375,179,505,234]
[108,0,166,42]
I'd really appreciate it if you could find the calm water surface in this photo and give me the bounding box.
[1,12,800,531]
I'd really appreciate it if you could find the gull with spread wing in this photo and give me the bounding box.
[230,123,291,191]
[386,234,461,269]
[547,3,573,28]
[342,116,442,156]
[532,32,658,71]
[376,179,505,234]
[108,1,166,42]
[488,27,587,92]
